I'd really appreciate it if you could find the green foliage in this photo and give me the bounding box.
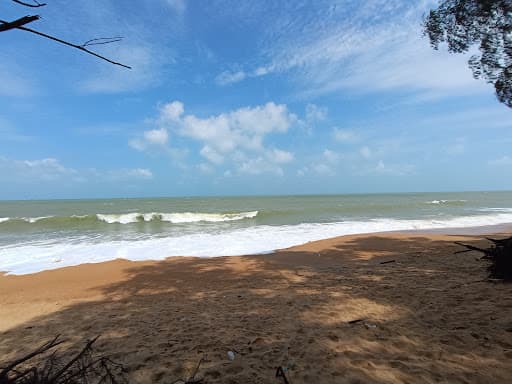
[424,0,512,107]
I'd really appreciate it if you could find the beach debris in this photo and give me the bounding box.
[380,260,396,265]
[275,366,290,384]
[347,319,378,329]
[0,334,127,384]
[455,236,512,281]
[227,351,236,361]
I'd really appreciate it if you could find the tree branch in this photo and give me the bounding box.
[11,0,47,7]
[0,15,39,32]
[0,334,64,380]
[82,37,123,47]
[0,20,131,69]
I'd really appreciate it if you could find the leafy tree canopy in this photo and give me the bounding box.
[424,0,512,107]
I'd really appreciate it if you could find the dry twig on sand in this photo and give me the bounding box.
[0,335,127,384]
[455,236,512,281]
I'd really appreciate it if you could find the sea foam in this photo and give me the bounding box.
[1,212,512,275]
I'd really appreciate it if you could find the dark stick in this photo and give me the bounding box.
[275,366,290,384]
[454,241,488,254]
[0,15,39,32]
[11,0,47,7]
[0,335,64,381]
[0,21,131,69]
[48,335,100,381]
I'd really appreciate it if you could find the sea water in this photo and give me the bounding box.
[1,191,512,274]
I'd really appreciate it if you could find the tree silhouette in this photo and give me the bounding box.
[424,0,511,108]
[0,0,131,69]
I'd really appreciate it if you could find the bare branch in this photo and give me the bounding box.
[0,21,132,69]
[11,0,47,7]
[0,334,64,380]
[0,15,39,32]
[82,37,123,47]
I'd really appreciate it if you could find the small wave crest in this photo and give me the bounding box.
[22,216,54,223]
[0,216,55,224]
[479,207,512,213]
[96,211,259,224]
[425,200,467,205]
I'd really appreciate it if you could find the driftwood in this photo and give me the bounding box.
[455,236,512,281]
[0,335,127,384]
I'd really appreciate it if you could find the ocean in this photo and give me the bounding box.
[1,191,512,275]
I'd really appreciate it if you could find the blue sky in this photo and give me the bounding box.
[0,0,511,199]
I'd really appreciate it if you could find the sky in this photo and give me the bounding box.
[0,0,511,199]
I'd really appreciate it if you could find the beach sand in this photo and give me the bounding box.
[1,232,511,383]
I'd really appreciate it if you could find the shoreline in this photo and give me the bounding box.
[1,229,511,383]
[2,222,511,277]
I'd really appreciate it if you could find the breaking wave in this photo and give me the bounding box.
[0,211,259,226]
[96,211,259,224]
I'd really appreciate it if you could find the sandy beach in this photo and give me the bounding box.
[1,231,511,383]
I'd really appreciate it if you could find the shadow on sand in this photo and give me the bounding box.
[1,235,511,383]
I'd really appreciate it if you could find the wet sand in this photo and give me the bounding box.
[1,232,511,383]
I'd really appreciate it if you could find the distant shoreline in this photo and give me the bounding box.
[2,189,512,202]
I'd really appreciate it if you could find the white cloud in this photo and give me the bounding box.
[130,126,169,153]
[140,101,297,175]
[165,0,186,14]
[0,156,153,184]
[297,162,335,176]
[198,163,214,174]
[305,103,327,123]
[489,156,512,166]
[254,66,270,76]
[179,102,294,149]
[323,149,340,163]
[333,128,359,143]
[17,158,76,181]
[200,146,224,164]
[144,128,169,145]
[267,149,294,164]
[159,101,185,123]
[313,163,335,176]
[122,168,153,179]
[238,157,284,176]
[373,160,414,176]
[215,70,247,86]
[236,0,485,100]
[360,146,372,159]
[302,103,328,133]
[168,100,295,161]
